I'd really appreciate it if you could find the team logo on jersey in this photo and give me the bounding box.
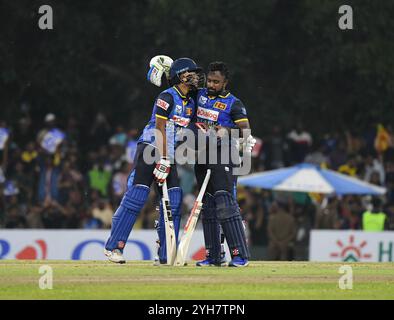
[186,107,193,116]
[199,96,208,105]
[197,107,219,122]
[156,98,169,111]
[175,105,183,115]
[213,101,227,110]
[171,115,190,127]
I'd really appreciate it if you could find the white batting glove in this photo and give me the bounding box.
[153,157,171,185]
[239,135,257,153]
[147,55,174,87]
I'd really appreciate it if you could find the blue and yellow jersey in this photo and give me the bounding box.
[138,86,196,157]
[195,88,249,128]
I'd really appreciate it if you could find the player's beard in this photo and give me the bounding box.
[207,88,222,96]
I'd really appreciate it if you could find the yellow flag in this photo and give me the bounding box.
[374,124,391,153]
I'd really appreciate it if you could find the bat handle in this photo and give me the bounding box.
[162,179,168,196]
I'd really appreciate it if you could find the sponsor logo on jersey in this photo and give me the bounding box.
[156,98,169,111]
[186,107,193,116]
[199,96,208,105]
[213,101,227,110]
[175,105,183,115]
[171,115,190,127]
[197,107,219,122]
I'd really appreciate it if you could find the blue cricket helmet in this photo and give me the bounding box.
[169,58,202,83]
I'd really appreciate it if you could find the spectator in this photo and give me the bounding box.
[267,201,297,260]
[65,116,80,146]
[363,154,385,185]
[40,198,68,228]
[25,205,44,228]
[9,161,33,205]
[264,125,286,169]
[338,196,362,230]
[91,198,113,228]
[362,197,388,231]
[0,120,10,171]
[287,122,313,164]
[240,189,265,246]
[111,161,129,206]
[314,196,339,229]
[329,138,348,170]
[384,202,394,230]
[37,155,61,204]
[13,116,34,149]
[58,160,83,205]
[293,203,314,259]
[89,112,111,149]
[109,125,127,147]
[4,204,26,228]
[37,114,66,156]
[125,128,139,166]
[304,141,330,168]
[338,155,358,177]
[88,160,111,198]
[21,141,38,173]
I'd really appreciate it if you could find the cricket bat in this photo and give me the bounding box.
[162,180,177,266]
[174,169,211,266]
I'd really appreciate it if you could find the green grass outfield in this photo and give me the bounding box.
[0,260,393,300]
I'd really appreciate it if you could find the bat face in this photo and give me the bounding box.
[184,202,202,232]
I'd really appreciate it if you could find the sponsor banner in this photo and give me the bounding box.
[0,230,206,261]
[310,230,394,262]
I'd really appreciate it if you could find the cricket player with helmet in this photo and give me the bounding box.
[148,56,256,267]
[104,56,202,263]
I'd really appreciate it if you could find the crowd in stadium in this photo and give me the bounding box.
[1,111,394,258]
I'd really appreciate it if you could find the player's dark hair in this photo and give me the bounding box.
[207,61,229,80]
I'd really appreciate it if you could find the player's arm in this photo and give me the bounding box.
[153,93,174,184]
[231,100,250,132]
[230,100,256,152]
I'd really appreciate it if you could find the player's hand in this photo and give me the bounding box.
[239,135,257,153]
[147,55,174,87]
[153,157,171,185]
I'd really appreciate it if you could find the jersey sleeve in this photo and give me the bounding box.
[155,92,174,119]
[230,99,249,124]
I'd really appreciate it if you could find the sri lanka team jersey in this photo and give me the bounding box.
[138,86,196,157]
[196,88,248,129]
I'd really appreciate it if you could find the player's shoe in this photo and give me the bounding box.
[104,248,126,264]
[196,257,226,267]
[228,256,249,267]
[153,258,167,266]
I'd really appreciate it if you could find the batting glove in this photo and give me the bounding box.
[147,55,174,87]
[153,157,171,185]
[239,135,257,153]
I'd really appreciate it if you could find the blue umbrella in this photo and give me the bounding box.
[238,163,386,195]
